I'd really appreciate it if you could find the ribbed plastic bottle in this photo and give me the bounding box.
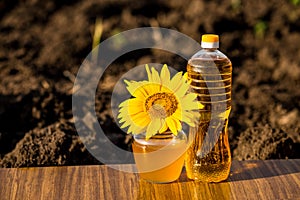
[185,34,232,182]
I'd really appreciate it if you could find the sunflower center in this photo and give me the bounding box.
[145,92,178,119]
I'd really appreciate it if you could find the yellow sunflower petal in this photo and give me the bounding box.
[183,72,189,81]
[146,118,163,139]
[128,99,145,113]
[174,82,190,97]
[134,127,146,134]
[145,64,153,82]
[158,83,173,94]
[118,113,129,123]
[160,64,171,86]
[172,108,182,121]
[181,111,200,127]
[128,124,145,135]
[166,117,181,135]
[120,118,133,129]
[159,119,168,133]
[118,99,129,108]
[130,112,151,127]
[125,80,153,98]
[183,101,203,110]
[120,114,146,134]
[151,67,161,83]
[144,82,161,95]
[120,106,144,117]
[180,93,204,110]
[182,92,197,102]
[169,72,183,91]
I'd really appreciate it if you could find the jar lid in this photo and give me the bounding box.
[201,34,219,48]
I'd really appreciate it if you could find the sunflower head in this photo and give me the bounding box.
[118,64,203,140]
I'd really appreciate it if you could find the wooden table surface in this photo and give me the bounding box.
[0,160,299,200]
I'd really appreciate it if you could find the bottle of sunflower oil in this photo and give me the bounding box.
[185,34,232,182]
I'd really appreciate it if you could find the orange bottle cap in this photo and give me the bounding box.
[201,34,219,48]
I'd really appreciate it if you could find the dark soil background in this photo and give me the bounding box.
[0,0,300,167]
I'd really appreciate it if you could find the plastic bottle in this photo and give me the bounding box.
[185,34,232,182]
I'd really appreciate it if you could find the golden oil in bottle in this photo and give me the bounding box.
[185,34,232,182]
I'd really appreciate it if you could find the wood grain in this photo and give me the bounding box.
[0,160,299,200]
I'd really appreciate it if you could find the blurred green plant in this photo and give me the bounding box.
[110,28,127,50]
[290,0,300,6]
[92,18,103,62]
[231,0,241,11]
[254,20,268,39]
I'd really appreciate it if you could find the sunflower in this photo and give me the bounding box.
[118,64,203,139]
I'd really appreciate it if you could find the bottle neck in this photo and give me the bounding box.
[203,48,218,51]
